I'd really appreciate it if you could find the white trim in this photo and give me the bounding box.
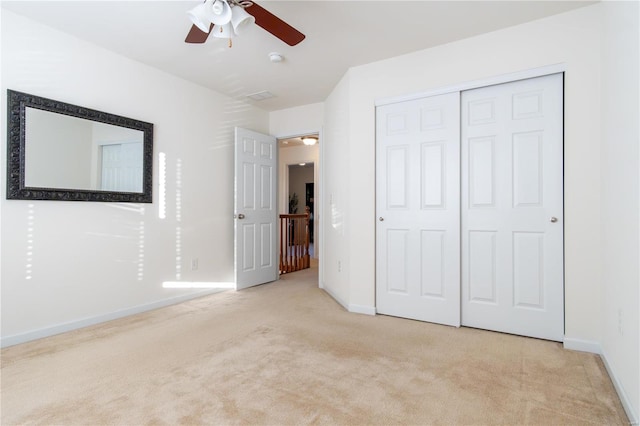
[375,63,566,107]
[348,304,376,316]
[563,337,602,354]
[563,338,638,424]
[273,129,320,141]
[0,289,224,348]
[601,348,639,425]
[321,286,349,311]
[317,126,324,275]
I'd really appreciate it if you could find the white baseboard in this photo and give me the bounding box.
[564,337,638,425]
[348,304,376,316]
[0,289,224,348]
[321,285,349,311]
[563,337,602,354]
[601,348,639,425]
[320,285,376,316]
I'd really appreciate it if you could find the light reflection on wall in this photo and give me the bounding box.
[25,204,35,280]
[331,202,343,233]
[175,158,182,280]
[137,219,145,281]
[158,152,166,219]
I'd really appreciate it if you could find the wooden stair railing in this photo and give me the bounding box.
[279,212,310,274]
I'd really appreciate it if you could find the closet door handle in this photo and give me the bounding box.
[379,217,384,222]
[550,217,558,223]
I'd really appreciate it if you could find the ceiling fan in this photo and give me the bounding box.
[185,0,305,47]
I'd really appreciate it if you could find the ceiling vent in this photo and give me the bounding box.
[246,90,275,101]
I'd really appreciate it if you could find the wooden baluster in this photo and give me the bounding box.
[290,216,294,272]
[289,217,294,272]
[279,216,283,274]
[298,217,303,269]
[278,213,311,273]
[287,217,292,272]
[283,216,288,273]
[294,216,298,270]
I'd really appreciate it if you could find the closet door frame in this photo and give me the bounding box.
[374,64,566,338]
[375,64,565,109]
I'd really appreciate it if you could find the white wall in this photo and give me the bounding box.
[1,10,269,345]
[322,2,638,420]
[600,1,639,421]
[325,3,605,335]
[322,72,351,308]
[269,103,323,137]
[25,108,93,189]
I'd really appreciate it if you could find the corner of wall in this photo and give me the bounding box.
[563,338,638,424]
[602,347,639,425]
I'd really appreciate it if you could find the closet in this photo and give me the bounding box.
[376,73,564,341]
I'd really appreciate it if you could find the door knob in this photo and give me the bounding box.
[379,217,384,222]
[237,213,245,220]
[550,217,558,223]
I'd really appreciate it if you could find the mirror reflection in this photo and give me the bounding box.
[6,89,153,203]
[25,107,144,193]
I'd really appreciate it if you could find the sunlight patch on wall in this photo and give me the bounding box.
[331,202,343,234]
[175,158,183,280]
[158,152,167,219]
[25,204,35,280]
[137,218,145,281]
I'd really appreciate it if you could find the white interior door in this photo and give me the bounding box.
[461,73,564,341]
[376,92,460,326]
[234,127,278,290]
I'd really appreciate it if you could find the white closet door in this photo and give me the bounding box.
[461,73,564,341]
[376,92,460,326]
[101,142,143,192]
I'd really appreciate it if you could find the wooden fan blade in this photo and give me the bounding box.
[245,2,305,46]
[185,24,213,43]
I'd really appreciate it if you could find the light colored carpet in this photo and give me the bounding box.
[1,265,629,425]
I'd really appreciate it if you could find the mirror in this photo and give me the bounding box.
[7,90,153,202]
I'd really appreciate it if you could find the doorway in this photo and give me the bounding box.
[278,134,320,273]
[288,163,315,254]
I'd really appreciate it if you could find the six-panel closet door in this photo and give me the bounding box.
[376,92,461,326]
[375,73,564,341]
[461,74,564,341]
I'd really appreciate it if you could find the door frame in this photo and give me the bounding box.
[374,63,566,334]
[375,64,565,108]
[275,129,324,285]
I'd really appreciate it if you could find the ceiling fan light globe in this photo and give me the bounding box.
[210,0,233,25]
[231,6,255,34]
[187,1,216,33]
[212,22,236,39]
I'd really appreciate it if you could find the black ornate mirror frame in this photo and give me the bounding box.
[6,89,153,202]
